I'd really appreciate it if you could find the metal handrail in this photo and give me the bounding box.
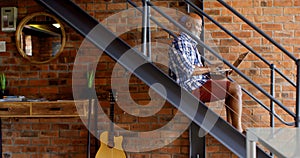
[217,0,297,62]
[145,0,296,124]
[185,0,296,87]
[215,0,299,126]
[127,0,294,126]
[227,76,295,126]
[185,0,297,124]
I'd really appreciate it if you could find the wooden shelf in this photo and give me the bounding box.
[0,100,89,117]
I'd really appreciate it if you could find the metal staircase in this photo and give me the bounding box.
[33,0,299,157]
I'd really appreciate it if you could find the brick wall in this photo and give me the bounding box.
[203,0,299,128]
[203,0,300,156]
[0,0,190,157]
[0,0,299,157]
[2,117,88,158]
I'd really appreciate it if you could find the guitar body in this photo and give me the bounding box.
[95,131,126,158]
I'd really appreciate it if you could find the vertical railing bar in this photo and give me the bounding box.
[142,0,148,57]
[187,2,191,13]
[187,1,206,158]
[147,0,151,61]
[127,0,177,38]
[295,59,300,127]
[270,64,275,128]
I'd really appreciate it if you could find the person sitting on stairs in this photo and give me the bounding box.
[168,12,243,132]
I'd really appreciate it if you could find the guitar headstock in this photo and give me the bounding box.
[109,89,117,103]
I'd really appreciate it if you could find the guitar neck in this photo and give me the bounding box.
[108,89,116,147]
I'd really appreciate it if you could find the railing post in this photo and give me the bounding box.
[296,59,300,127]
[270,64,275,127]
[142,0,151,61]
[270,64,275,157]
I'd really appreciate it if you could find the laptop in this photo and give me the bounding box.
[169,51,249,79]
[232,51,249,68]
[212,51,249,75]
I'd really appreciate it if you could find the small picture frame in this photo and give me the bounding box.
[1,7,17,32]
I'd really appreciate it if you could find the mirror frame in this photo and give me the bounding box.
[15,12,66,64]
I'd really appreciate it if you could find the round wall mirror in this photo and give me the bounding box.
[15,12,66,64]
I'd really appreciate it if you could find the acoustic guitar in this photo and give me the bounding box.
[95,89,126,158]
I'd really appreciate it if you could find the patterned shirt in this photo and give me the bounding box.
[168,32,210,92]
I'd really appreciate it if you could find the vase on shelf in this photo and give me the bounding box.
[0,90,9,99]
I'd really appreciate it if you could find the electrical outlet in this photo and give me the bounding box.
[0,41,6,52]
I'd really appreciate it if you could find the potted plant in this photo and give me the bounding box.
[0,73,6,99]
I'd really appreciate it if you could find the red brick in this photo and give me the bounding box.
[262,23,283,30]
[275,16,293,23]
[204,1,223,8]
[59,131,80,137]
[31,138,50,145]
[233,31,252,38]
[205,23,220,31]
[22,146,38,152]
[39,87,59,94]
[158,108,173,115]
[283,38,300,45]
[284,7,300,14]
[167,146,182,153]
[152,1,169,7]
[107,3,127,10]
[29,79,49,86]
[11,153,31,158]
[39,131,59,137]
[14,138,30,145]
[220,39,239,46]
[207,145,220,152]
[32,124,50,130]
[206,9,221,16]
[21,72,39,78]
[40,72,58,78]
[231,1,253,7]
[254,15,274,23]
[31,153,51,158]
[51,138,72,145]
[263,8,283,15]
[274,0,293,6]
[151,154,171,158]
[87,3,106,11]
[215,16,233,23]
[284,23,300,30]
[241,8,262,15]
